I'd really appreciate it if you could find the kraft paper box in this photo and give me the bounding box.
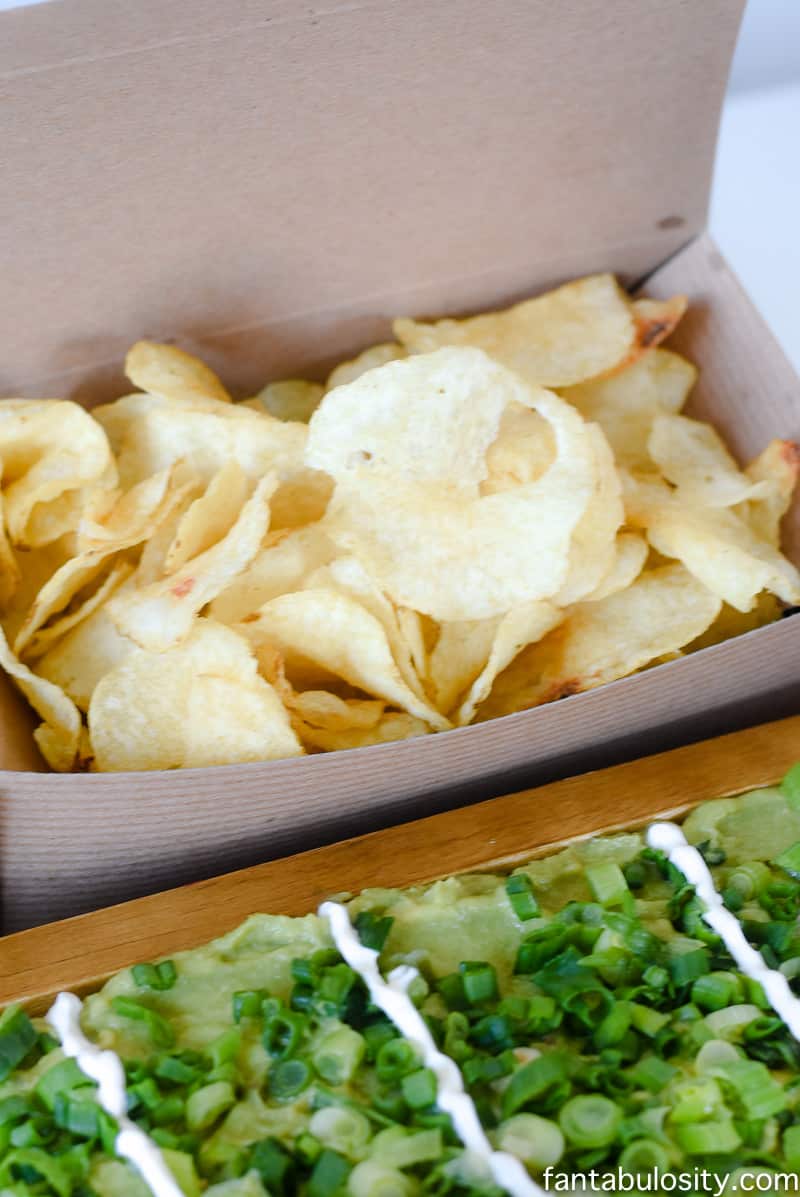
[2,0,799,932]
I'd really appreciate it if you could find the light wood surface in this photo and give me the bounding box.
[3,714,799,1014]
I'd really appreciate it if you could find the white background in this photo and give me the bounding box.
[1,0,797,369]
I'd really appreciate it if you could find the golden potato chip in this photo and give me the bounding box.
[126,341,232,404]
[0,464,21,609]
[210,523,337,625]
[686,594,782,653]
[247,380,324,423]
[89,619,303,770]
[740,439,800,545]
[0,625,81,771]
[555,425,623,605]
[12,469,179,656]
[584,532,648,602]
[479,564,721,720]
[648,414,770,507]
[426,619,498,715]
[164,461,248,573]
[36,606,134,712]
[108,474,276,651]
[326,343,406,390]
[0,400,117,546]
[93,390,308,491]
[455,601,563,726]
[393,276,685,388]
[309,347,522,489]
[291,690,385,731]
[305,556,428,702]
[396,607,427,682]
[312,355,597,619]
[645,500,800,612]
[296,712,429,752]
[22,560,133,662]
[481,404,556,495]
[237,588,449,729]
[563,348,697,468]
[133,475,205,586]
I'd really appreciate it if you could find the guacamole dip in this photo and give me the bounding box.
[4,770,800,1196]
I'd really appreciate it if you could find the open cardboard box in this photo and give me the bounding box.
[2,0,800,933]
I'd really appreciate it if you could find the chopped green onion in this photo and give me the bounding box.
[309,1148,352,1196]
[131,960,177,991]
[775,841,800,878]
[376,1039,417,1082]
[505,874,540,920]
[0,1096,30,1126]
[206,1027,241,1069]
[310,1106,372,1156]
[502,1053,569,1119]
[185,1081,235,1131]
[783,1125,800,1170]
[496,1113,565,1169]
[721,1058,787,1119]
[0,1148,74,1197]
[627,1055,676,1093]
[363,1020,396,1061]
[354,911,394,953]
[129,1076,162,1111]
[315,1026,366,1085]
[401,1068,437,1110]
[617,1138,670,1175]
[348,1159,415,1197]
[34,1057,93,1110]
[691,971,741,1012]
[232,989,267,1022]
[628,1003,669,1038]
[111,996,175,1047]
[435,973,467,1011]
[705,1003,762,1038]
[152,1094,185,1126]
[586,863,629,907]
[458,961,498,1005]
[370,1126,443,1169]
[694,1038,741,1074]
[558,1094,622,1149]
[250,1137,295,1195]
[674,1117,741,1155]
[594,1002,631,1048]
[155,1055,200,1085]
[269,1057,312,1100]
[667,947,710,987]
[263,1013,305,1060]
[0,1006,37,1082]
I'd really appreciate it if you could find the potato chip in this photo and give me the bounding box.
[93,390,309,492]
[133,475,205,586]
[584,532,648,602]
[36,605,134,712]
[686,593,783,654]
[309,347,522,489]
[305,556,428,701]
[394,276,685,388]
[455,601,563,726]
[89,619,303,770]
[740,440,800,545]
[12,468,179,656]
[291,690,385,731]
[326,343,406,390]
[481,404,556,495]
[237,588,449,729]
[479,564,721,720]
[296,711,429,752]
[645,500,800,612]
[164,461,248,573]
[210,522,337,625]
[0,625,81,771]
[125,340,232,404]
[563,348,697,468]
[0,400,117,546]
[247,379,324,423]
[108,474,276,651]
[555,425,624,605]
[22,560,133,662]
[312,355,597,619]
[0,464,21,609]
[426,619,498,715]
[648,413,771,507]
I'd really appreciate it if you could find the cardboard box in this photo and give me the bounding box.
[2,0,799,931]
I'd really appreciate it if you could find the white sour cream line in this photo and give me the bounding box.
[47,992,184,1197]
[320,901,545,1197]
[646,822,800,1041]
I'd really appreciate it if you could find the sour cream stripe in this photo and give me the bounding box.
[320,900,545,1197]
[646,822,800,1041]
[47,992,184,1197]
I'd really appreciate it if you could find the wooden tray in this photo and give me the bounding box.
[3,714,799,1014]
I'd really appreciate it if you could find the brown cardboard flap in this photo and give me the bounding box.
[2,0,743,399]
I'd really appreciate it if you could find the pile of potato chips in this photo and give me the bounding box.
[1,274,798,771]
